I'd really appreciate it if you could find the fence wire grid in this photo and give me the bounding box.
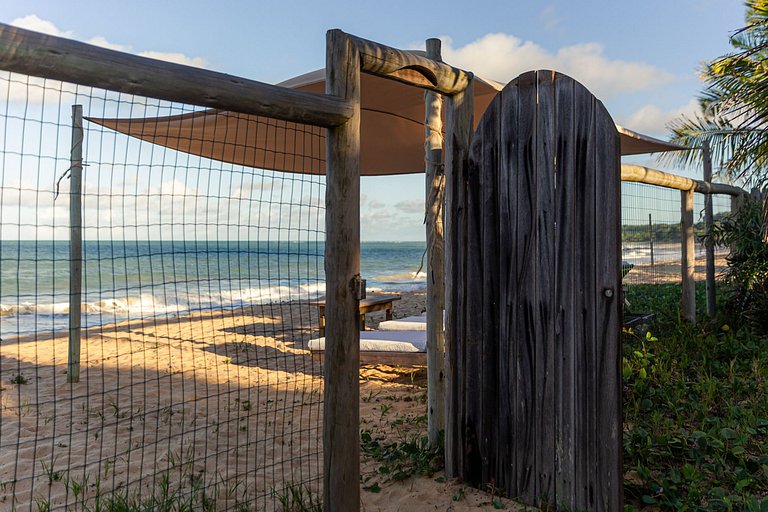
[621,181,732,318]
[0,71,326,511]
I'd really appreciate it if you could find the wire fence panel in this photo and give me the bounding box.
[0,71,325,511]
[621,181,733,320]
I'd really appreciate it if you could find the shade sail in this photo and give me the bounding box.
[87,69,686,176]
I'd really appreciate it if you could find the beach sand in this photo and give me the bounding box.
[0,289,529,511]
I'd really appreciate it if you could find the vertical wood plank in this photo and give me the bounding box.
[324,29,361,512]
[424,38,445,449]
[554,76,576,509]
[681,188,696,322]
[497,71,520,495]
[463,109,485,482]
[534,71,556,502]
[702,143,716,317]
[514,70,539,503]
[479,94,500,483]
[594,99,623,511]
[573,85,597,510]
[444,82,473,478]
[68,104,84,384]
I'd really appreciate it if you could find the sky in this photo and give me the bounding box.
[1,0,749,241]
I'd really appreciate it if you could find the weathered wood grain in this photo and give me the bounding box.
[347,32,471,95]
[444,81,473,477]
[450,70,622,511]
[68,105,83,384]
[681,188,696,323]
[424,38,446,450]
[323,29,361,512]
[0,23,353,128]
[594,96,623,510]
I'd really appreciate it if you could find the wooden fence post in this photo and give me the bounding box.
[424,37,445,449]
[681,187,696,322]
[68,104,83,384]
[702,143,716,317]
[324,29,361,512]
[443,78,473,478]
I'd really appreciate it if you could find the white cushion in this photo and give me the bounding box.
[308,330,427,353]
[378,314,428,331]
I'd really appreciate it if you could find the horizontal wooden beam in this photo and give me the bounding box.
[621,164,745,196]
[0,23,353,127]
[341,31,472,95]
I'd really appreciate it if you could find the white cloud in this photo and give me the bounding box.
[620,98,700,136]
[394,199,424,215]
[11,15,207,69]
[10,15,72,38]
[440,33,674,99]
[540,5,563,32]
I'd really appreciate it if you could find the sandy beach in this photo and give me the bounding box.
[0,289,530,511]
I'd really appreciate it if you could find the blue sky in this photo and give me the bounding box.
[2,0,748,240]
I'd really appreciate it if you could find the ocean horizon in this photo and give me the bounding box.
[0,240,428,337]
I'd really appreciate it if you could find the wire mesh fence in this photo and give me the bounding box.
[0,71,326,511]
[621,181,732,319]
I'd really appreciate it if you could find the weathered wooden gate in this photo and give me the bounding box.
[446,70,622,510]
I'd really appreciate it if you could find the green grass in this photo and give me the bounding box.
[623,283,768,511]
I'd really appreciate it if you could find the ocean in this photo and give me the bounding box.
[0,240,427,337]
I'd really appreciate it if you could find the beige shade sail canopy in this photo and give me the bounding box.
[87,69,686,176]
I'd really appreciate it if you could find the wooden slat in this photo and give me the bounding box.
[443,81,473,477]
[496,66,520,494]
[479,91,500,484]
[554,75,576,508]
[514,70,538,503]
[323,29,361,512]
[576,85,598,510]
[311,351,427,366]
[534,70,556,500]
[0,23,352,128]
[594,98,623,510]
[462,97,485,482]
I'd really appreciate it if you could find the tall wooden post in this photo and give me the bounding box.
[68,104,83,384]
[443,79,473,478]
[681,188,696,322]
[702,143,716,317]
[648,213,655,267]
[424,37,445,449]
[324,29,361,512]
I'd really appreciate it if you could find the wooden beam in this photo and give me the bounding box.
[424,38,446,450]
[702,143,716,317]
[443,78,473,478]
[621,164,745,197]
[323,29,361,512]
[345,32,471,95]
[0,23,352,127]
[681,188,696,322]
[67,105,83,384]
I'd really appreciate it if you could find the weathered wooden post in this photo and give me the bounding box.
[681,187,696,322]
[702,142,716,317]
[68,104,83,384]
[424,37,445,449]
[443,77,473,478]
[324,29,361,512]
